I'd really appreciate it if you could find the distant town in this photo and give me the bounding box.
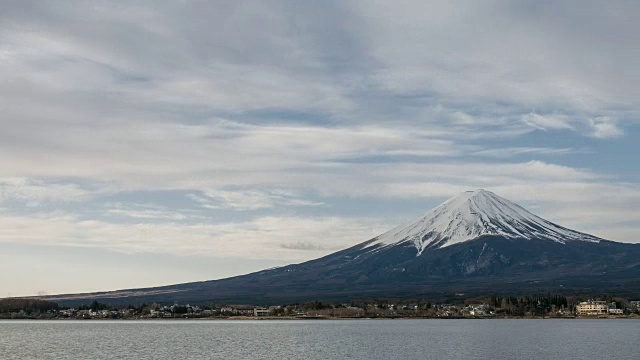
[2,295,640,320]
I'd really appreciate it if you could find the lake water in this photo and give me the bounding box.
[1,319,639,359]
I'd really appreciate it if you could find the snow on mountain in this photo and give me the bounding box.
[368,189,601,255]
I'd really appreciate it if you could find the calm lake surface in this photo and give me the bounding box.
[1,319,639,359]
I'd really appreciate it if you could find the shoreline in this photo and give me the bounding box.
[2,315,638,321]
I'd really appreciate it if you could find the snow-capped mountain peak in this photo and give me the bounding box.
[369,189,601,255]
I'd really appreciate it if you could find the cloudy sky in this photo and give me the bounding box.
[1,0,638,297]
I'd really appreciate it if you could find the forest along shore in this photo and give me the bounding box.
[2,295,640,320]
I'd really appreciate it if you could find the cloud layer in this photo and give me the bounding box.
[0,0,638,294]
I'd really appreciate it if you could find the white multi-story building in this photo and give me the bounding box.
[576,300,608,315]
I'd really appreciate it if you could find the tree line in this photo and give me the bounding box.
[490,294,569,316]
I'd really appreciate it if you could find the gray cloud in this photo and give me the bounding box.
[279,241,343,251]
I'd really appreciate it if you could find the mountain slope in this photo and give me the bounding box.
[41,190,640,305]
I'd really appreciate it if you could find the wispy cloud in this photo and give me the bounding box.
[522,113,573,131]
[188,189,323,211]
[472,147,578,158]
[104,202,200,221]
[0,178,93,207]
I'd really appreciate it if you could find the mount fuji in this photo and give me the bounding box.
[43,190,640,305]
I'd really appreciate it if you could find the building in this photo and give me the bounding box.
[465,304,491,317]
[607,302,623,315]
[576,300,608,315]
[254,308,269,316]
[221,305,254,315]
[608,308,623,315]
